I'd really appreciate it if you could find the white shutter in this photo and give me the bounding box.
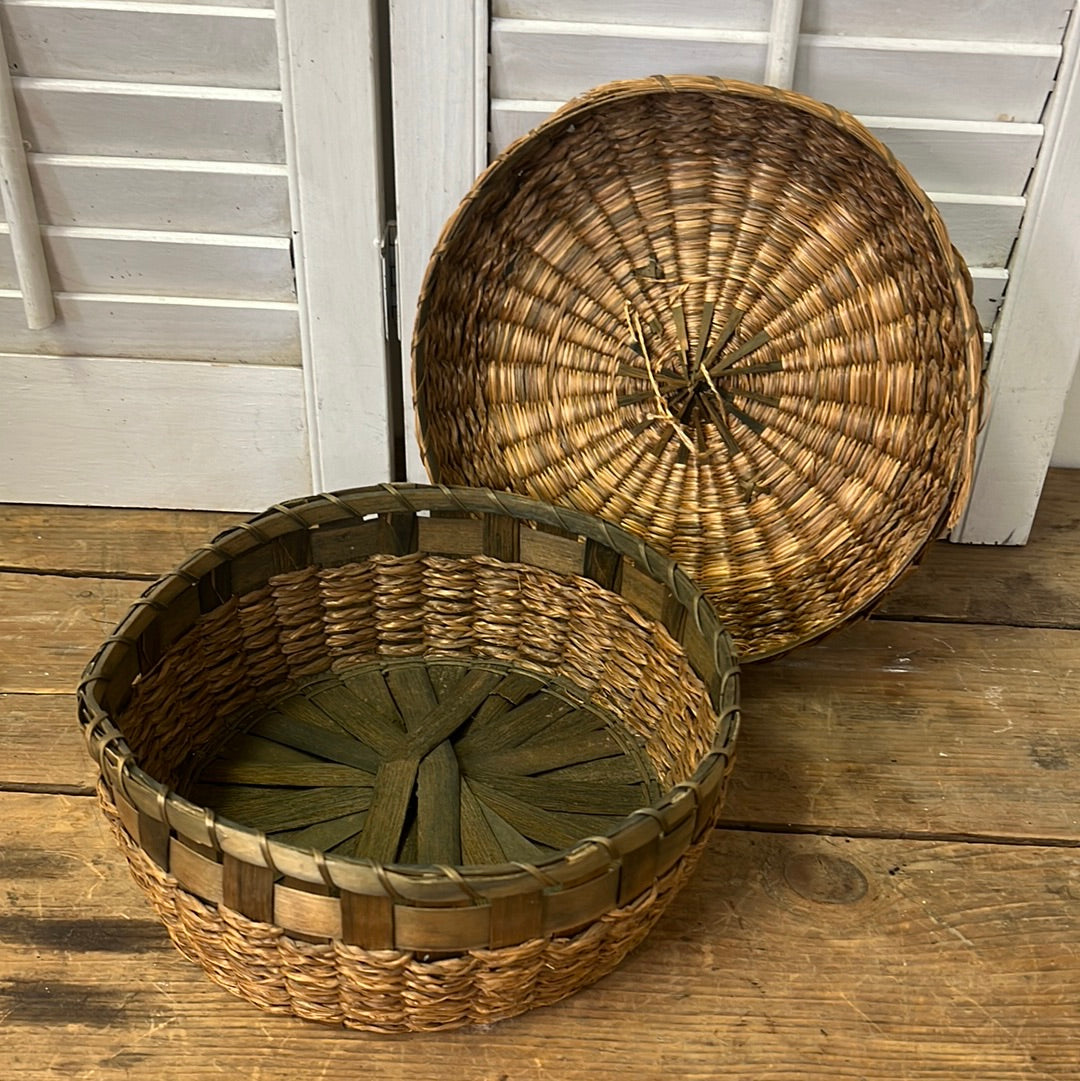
[0,1,303,509]
[391,0,1078,541]
[0,0,390,509]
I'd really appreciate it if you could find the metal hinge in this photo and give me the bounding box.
[381,219,399,342]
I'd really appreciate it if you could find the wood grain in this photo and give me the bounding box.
[0,574,141,694]
[0,506,246,576]
[0,693,94,793]
[732,620,1080,842]
[881,469,1080,626]
[2,792,1078,1080]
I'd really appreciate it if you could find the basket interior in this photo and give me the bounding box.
[115,551,715,867]
[414,78,983,660]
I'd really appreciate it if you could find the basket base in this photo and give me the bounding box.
[184,657,660,868]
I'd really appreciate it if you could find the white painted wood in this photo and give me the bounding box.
[0,290,299,361]
[765,0,804,90]
[1051,371,1080,467]
[495,0,1071,43]
[389,0,488,482]
[0,1,278,89]
[0,224,294,299]
[160,0,270,7]
[929,194,1025,268]
[0,22,53,329]
[494,0,771,31]
[491,20,1059,122]
[4,154,290,235]
[804,0,1072,43]
[12,78,284,161]
[491,101,1042,197]
[859,118,1042,197]
[490,21,766,100]
[0,353,308,509]
[275,0,389,491]
[969,267,1009,329]
[955,12,1080,543]
[794,37,1059,122]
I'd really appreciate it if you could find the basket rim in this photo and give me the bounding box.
[78,482,739,913]
[410,75,985,661]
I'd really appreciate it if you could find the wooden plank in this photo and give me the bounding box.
[167,0,271,7]
[969,267,1008,328]
[805,0,1074,44]
[865,118,1043,197]
[4,155,291,236]
[731,620,1080,843]
[0,504,246,576]
[494,0,771,32]
[490,21,766,101]
[931,194,1025,268]
[0,573,140,693]
[0,693,95,792]
[795,38,1059,123]
[389,0,488,481]
[955,12,1080,543]
[490,20,1059,122]
[275,0,391,490]
[3,792,1079,1078]
[0,226,295,300]
[0,2,278,89]
[0,354,309,510]
[0,292,299,362]
[490,102,1043,198]
[494,0,1074,43]
[12,78,285,162]
[881,468,1080,627]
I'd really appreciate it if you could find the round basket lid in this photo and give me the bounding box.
[413,76,983,661]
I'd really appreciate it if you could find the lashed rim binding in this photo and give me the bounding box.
[78,484,739,1031]
[413,75,983,661]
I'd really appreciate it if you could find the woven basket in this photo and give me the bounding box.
[78,484,739,1032]
[413,76,984,661]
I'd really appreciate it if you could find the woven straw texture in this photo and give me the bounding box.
[414,76,984,661]
[79,484,739,1032]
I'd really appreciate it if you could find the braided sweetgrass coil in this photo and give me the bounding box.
[414,76,983,661]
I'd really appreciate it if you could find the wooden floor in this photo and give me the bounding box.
[2,472,1079,1079]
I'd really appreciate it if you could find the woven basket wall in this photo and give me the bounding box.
[413,75,984,661]
[79,484,739,1032]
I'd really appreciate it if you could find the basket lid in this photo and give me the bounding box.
[413,76,982,661]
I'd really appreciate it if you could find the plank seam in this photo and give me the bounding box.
[0,564,159,581]
[870,611,1080,631]
[719,820,1080,848]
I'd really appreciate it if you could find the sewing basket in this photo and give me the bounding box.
[79,484,739,1032]
[414,75,983,660]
